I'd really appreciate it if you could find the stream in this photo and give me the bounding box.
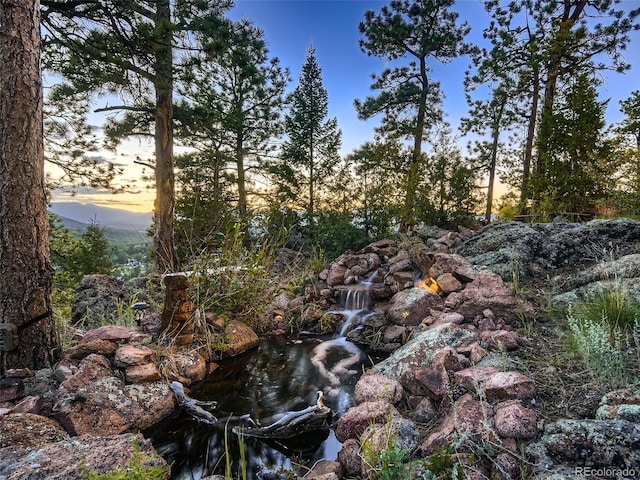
[147,277,379,479]
[147,334,380,479]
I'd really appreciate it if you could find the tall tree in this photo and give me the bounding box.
[41,0,231,273]
[276,47,342,223]
[536,72,616,213]
[177,19,289,223]
[356,0,472,230]
[531,0,638,201]
[1,0,57,370]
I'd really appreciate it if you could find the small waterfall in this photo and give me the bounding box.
[310,271,378,407]
[336,271,377,336]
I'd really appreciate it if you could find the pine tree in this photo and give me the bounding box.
[356,0,472,230]
[41,0,232,273]
[175,18,289,240]
[275,47,342,224]
[1,0,57,370]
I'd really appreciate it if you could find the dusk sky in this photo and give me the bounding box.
[50,0,640,219]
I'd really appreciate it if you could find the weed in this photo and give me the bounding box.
[567,306,628,384]
[81,436,170,480]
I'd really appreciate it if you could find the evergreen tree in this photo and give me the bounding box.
[356,0,472,230]
[41,0,232,273]
[275,47,342,224]
[1,0,57,370]
[175,18,289,245]
[76,219,114,276]
[536,73,616,214]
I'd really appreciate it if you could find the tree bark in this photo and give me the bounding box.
[0,0,57,370]
[153,0,177,273]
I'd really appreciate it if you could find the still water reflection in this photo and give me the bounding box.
[147,335,372,479]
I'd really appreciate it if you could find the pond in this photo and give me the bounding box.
[146,334,377,479]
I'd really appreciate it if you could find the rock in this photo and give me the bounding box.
[421,394,494,456]
[113,344,155,367]
[64,339,117,360]
[454,222,542,280]
[527,418,640,469]
[456,343,488,364]
[0,433,168,479]
[326,264,348,286]
[337,438,362,476]
[0,378,24,402]
[383,324,406,343]
[125,363,162,383]
[494,400,538,439]
[306,459,342,480]
[220,319,259,358]
[354,374,404,405]
[485,371,535,401]
[5,369,32,379]
[360,417,419,476]
[444,270,534,321]
[436,272,463,293]
[596,387,640,422]
[164,350,207,386]
[80,325,149,344]
[374,322,476,382]
[410,363,449,400]
[431,346,468,372]
[53,354,174,435]
[453,366,500,393]
[10,395,43,414]
[71,274,127,328]
[480,329,521,351]
[335,400,401,442]
[429,253,479,282]
[409,396,437,422]
[0,413,68,449]
[492,452,521,480]
[387,287,444,327]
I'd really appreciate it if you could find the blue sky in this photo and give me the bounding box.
[50,0,640,217]
[228,0,640,156]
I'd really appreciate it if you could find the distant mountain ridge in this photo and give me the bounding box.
[49,202,152,232]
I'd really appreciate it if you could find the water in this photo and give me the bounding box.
[146,335,372,479]
[147,275,379,479]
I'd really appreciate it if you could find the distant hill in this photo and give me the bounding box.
[51,213,151,245]
[49,202,152,232]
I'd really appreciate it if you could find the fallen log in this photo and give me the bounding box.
[237,391,332,440]
[170,381,332,440]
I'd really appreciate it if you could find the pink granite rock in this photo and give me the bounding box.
[494,401,538,439]
[354,374,403,405]
[114,345,155,367]
[485,371,535,400]
[335,400,401,442]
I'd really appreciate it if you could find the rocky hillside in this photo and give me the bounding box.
[2,218,640,479]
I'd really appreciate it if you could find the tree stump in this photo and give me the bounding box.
[161,274,194,343]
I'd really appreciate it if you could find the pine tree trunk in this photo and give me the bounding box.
[0,0,57,370]
[153,0,177,273]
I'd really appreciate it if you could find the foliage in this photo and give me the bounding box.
[567,306,627,384]
[81,437,170,480]
[270,47,342,223]
[186,225,282,333]
[533,73,618,214]
[356,0,473,229]
[175,17,289,226]
[303,211,371,260]
[417,130,482,228]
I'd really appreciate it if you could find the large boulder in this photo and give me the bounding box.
[387,287,444,326]
[0,433,168,479]
[71,274,127,328]
[52,354,174,436]
[373,323,476,381]
[444,270,534,321]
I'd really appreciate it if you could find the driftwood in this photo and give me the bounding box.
[237,391,332,440]
[170,381,332,440]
